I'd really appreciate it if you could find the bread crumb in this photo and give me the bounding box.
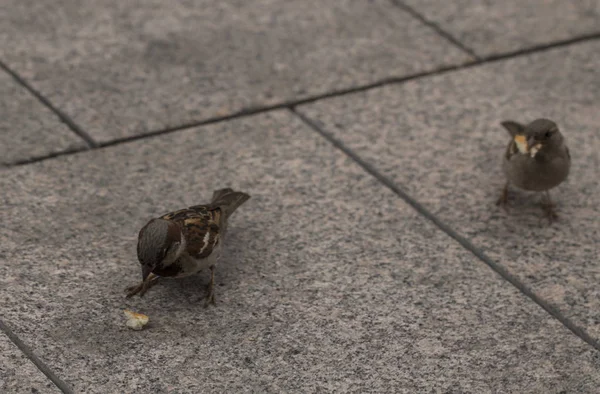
[514,135,528,154]
[124,309,149,331]
[514,135,542,157]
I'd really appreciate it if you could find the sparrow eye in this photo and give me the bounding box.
[544,131,553,138]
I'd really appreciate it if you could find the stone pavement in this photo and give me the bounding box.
[1,1,599,393]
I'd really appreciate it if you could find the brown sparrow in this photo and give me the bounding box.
[496,118,571,223]
[125,188,250,306]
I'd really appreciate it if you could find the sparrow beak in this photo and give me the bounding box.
[142,265,154,281]
[527,136,538,150]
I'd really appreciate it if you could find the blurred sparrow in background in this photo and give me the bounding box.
[497,118,570,223]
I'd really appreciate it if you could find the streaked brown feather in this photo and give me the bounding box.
[160,206,222,260]
[182,217,220,259]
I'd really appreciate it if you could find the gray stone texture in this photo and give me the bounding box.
[0,332,60,393]
[298,41,600,340]
[0,0,471,143]
[401,0,600,57]
[1,111,599,392]
[0,70,86,166]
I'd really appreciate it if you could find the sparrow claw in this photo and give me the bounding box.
[540,205,559,226]
[125,274,159,298]
[538,214,557,227]
[539,191,558,226]
[496,196,509,210]
[125,283,143,298]
[203,293,216,308]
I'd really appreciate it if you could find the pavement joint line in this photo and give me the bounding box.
[3,31,600,169]
[2,146,91,169]
[290,107,600,353]
[0,319,75,394]
[0,60,98,149]
[390,0,481,60]
[480,31,600,62]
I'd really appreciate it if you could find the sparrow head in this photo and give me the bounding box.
[523,118,563,151]
[137,218,183,281]
[502,118,564,156]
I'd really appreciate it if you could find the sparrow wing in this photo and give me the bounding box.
[182,215,220,259]
[160,206,221,259]
[161,207,206,222]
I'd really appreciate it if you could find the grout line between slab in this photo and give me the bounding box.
[3,32,600,169]
[0,319,75,394]
[7,62,471,165]
[0,60,98,149]
[2,146,91,168]
[390,0,481,60]
[289,107,600,353]
[480,31,600,62]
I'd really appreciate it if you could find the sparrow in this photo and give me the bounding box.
[125,188,250,306]
[496,118,571,223]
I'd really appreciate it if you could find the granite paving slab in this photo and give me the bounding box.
[400,0,600,57]
[1,110,600,392]
[298,40,600,341]
[0,68,87,167]
[0,331,60,393]
[0,0,471,144]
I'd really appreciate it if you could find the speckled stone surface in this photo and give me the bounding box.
[0,70,87,166]
[1,110,599,392]
[0,332,60,393]
[401,0,600,57]
[298,41,600,341]
[0,0,471,143]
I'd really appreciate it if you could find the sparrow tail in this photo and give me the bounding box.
[209,188,250,219]
[500,120,524,137]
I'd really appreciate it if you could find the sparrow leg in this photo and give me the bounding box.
[125,273,159,298]
[204,265,216,308]
[540,191,559,224]
[496,182,509,210]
